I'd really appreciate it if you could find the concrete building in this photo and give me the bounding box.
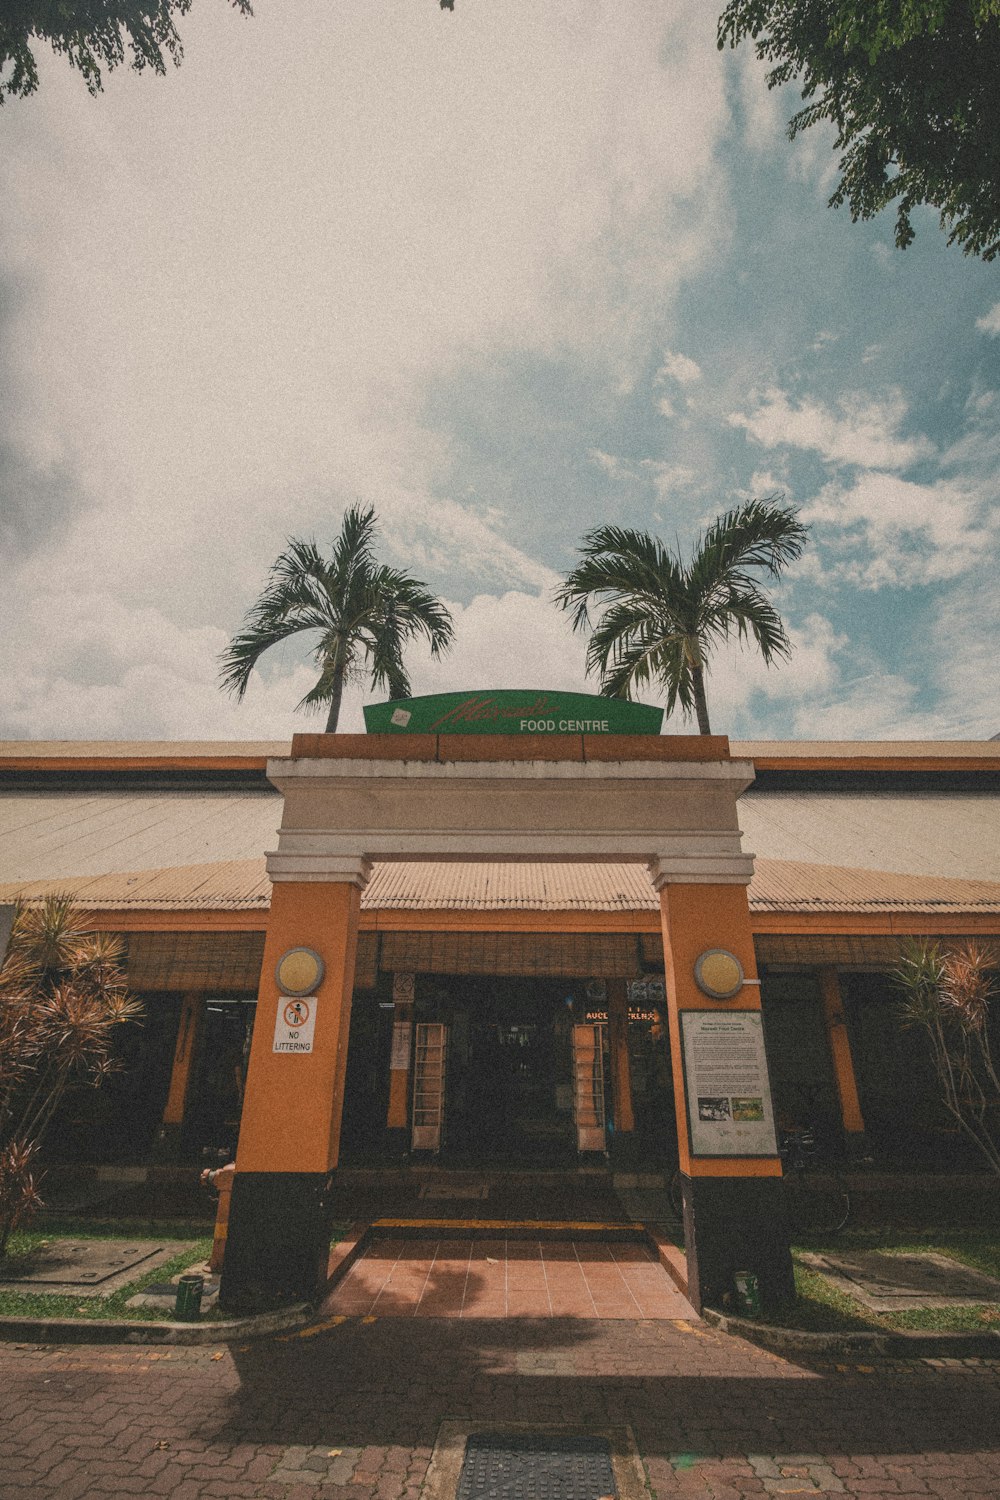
[2,729,999,1309]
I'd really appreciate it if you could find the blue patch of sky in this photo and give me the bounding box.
[413,68,999,731]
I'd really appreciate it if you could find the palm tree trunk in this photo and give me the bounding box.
[691,664,712,735]
[324,663,346,733]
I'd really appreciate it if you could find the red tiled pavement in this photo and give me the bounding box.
[322,1236,695,1319]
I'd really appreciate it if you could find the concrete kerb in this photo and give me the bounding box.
[0,1301,311,1346]
[5,1211,1000,1357]
[703,1306,1000,1359]
[0,1219,371,1347]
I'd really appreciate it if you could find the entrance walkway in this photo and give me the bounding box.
[331,1167,638,1225]
[322,1237,695,1319]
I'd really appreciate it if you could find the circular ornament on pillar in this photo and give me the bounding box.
[275,947,325,996]
[693,948,744,1000]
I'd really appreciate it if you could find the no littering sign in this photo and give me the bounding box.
[273,994,318,1054]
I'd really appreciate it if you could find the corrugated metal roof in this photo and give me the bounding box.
[3,857,1000,916]
[0,791,281,882]
[0,859,271,910]
[750,859,1000,912]
[363,861,657,911]
[2,786,996,888]
[739,792,1000,882]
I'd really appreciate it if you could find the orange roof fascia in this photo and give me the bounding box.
[746,754,1000,773]
[67,906,659,935]
[54,904,1000,941]
[0,754,274,773]
[362,908,660,933]
[73,909,269,932]
[3,736,996,774]
[751,910,1000,935]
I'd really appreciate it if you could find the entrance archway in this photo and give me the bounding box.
[220,730,793,1315]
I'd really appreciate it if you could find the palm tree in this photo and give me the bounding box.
[555,497,808,734]
[219,504,455,732]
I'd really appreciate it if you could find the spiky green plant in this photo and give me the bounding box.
[555,498,808,733]
[894,939,1000,1175]
[219,504,455,732]
[0,897,141,1253]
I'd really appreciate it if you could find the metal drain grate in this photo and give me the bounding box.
[456,1434,616,1500]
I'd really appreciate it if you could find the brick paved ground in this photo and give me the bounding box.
[3,1318,1000,1500]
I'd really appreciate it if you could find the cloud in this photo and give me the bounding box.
[405,591,589,700]
[976,303,1000,336]
[0,1,737,702]
[640,460,697,499]
[694,611,847,733]
[0,576,590,742]
[801,471,998,589]
[925,567,1000,737]
[729,387,935,471]
[775,569,1000,741]
[584,452,698,503]
[655,350,702,386]
[587,448,626,479]
[0,271,99,561]
[0,588,318,740]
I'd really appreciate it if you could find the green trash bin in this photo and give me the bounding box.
[733,1269,761,1318]
[175,1273,204,1321]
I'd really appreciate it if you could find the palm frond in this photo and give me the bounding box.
[555,528,684,632]
[700,584,792,665]
[559,497,809,733]
[365,568,455,653]
[219,615,322,700]
[220,506,453,720]
[600,633,695,718]
[696,497,808,580]
[330,503,379,588]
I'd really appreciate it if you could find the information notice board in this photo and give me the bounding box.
[680,1011,778,1158]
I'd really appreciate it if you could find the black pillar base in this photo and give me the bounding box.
[843,1129,869,1160]
[219,1171,334,1314]
[680,1173,795,1314]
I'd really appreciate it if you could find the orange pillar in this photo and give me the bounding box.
[658,880,792,1312]
[156,991,202,1158]
[819,965,866,1149]
[220,878,362,1312]
[606,977,635,1138]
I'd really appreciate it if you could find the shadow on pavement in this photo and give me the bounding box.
[211,1315,1000,1462]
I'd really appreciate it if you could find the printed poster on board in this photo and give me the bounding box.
[391,1021,413,1070]
[680,1011,778,1157]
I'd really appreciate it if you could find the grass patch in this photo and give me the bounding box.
[0,1219,352,1323]
[747,1228,1000,1334]
[8,1216,213,1251]
[0,1237,213,1322]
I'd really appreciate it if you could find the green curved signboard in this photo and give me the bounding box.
[363,690,663,735]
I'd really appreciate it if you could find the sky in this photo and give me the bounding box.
[1,1,998,743]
